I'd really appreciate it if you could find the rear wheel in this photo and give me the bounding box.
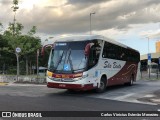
[126,75,134,86]
[96,77,107,93]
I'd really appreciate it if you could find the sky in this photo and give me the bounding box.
[1,0,160,55]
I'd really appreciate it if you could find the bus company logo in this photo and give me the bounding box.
[2,112,11,117]
[104,61,121,69]
[104,61,112,68]
[113,62,121,69]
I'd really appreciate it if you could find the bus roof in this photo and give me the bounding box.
[54,34,139,53]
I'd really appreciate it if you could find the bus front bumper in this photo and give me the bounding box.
[47,82,95,91]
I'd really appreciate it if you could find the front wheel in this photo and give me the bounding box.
[96,77,107,93]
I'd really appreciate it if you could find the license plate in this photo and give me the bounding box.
[59,84,66,87]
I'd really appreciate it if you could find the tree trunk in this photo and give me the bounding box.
[26,56,29,75]
[29,61,32,75]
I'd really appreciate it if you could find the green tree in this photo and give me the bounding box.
[12,0,19,35]
[0,30,14,74]
[3,20,42,75]
[0,23,3,33]
[20,35,41,75]
[0,0,42,75]
[28,26,37,36]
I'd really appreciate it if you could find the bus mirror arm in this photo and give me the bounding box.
[41,44,54,56]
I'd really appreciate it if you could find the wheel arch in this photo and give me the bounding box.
[96,74,108,93]
[101,74,107,79]
[101,74,107,84]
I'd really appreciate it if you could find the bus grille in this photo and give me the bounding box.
[52,78,74,82]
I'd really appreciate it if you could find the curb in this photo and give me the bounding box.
[0,82,8,86]
[8,83,46,86]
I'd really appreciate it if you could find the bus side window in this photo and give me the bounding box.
[88,41,101,68]
[102,42,108,58]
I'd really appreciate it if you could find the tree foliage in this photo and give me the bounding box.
[2,22,41,74]
[0,0,47,75]
[12,0,19,12]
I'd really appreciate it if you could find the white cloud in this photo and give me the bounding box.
[1,0,160,37]
[140,29,160,39]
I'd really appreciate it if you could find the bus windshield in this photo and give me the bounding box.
[48,41,89,73]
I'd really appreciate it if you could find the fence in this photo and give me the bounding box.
[140,65,160,80]
[0,75,46,84]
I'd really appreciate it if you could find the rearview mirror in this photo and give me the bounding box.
[41,44,54,56]
[84,43,90,57]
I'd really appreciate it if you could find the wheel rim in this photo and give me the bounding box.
[100,81,105,90]
[131,79,133,85]
[131,76,134,85]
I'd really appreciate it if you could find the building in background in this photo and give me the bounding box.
[156,41,160,53]
[141,41,160,71]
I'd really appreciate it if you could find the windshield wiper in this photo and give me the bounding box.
[67,49,74,73]
[54,51,65,71]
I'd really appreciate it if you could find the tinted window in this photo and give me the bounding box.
[102,41,140,62]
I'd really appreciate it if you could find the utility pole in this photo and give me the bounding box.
[147,37,151,79]
[90,12,95,35]
[37,49,39,81]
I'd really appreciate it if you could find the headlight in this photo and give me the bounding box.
[72,74,88,81]
[82,74,88,78]
[73,77,82,81]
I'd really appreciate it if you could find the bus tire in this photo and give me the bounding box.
[126,75,134,86]
[96,77,107,93]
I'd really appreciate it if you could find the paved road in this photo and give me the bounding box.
[0,80,160,120]
[88,80,160,105]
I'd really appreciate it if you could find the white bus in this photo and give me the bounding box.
[46,35,140,92]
